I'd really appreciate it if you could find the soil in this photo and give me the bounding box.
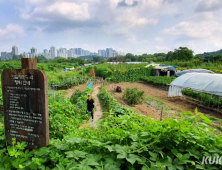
[106,82,222,120]
[63,83,88,98]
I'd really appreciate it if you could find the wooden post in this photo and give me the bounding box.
[22,58,37,69]
[160,107,163,121]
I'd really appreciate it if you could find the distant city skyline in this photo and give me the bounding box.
[0,45,117,60]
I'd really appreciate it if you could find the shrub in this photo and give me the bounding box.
[122,87,144,106]
[70,89,83,104]
[94,66,112,78]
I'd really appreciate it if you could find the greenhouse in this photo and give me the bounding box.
[168,73,222,97]
[168,73,222,112]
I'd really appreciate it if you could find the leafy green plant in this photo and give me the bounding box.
[140,76,176,87]
[112,66,154,82]
[70,89,84,104]
[122,87,144,106]
[56,76,88,89]
[182,89,222,109]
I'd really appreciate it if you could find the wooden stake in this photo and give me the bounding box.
[160,107,163,121]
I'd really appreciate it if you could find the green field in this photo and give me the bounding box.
[0,61,221,169]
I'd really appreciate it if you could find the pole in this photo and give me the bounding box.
[208,95,212,108]
[160,107,163,121]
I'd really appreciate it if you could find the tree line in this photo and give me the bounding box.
[4,47,222,66]
[107,47,194,63]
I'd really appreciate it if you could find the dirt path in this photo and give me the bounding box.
[79,85,103,128]
[90,85,103,127]
[61,82,103,128]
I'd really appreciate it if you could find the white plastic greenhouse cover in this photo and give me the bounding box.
[168,73,222,97]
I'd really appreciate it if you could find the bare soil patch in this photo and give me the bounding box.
[106,84,160,119]
[63,83,88,98]
[106,82,222,119]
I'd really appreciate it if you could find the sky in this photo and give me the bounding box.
[0,0,222,55]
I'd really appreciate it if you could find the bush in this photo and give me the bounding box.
[95,66,112,78]
[98,88,136,116]
[122,87,144,106]
[70,89,83,104]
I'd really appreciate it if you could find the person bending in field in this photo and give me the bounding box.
[87,94,94,122]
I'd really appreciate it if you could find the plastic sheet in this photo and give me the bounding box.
[168,73,222,97]
[87,81,93,89]
[176,69,214,77]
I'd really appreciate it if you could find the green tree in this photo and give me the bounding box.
[193,58,203,67]
[171,47,194,61]
[126,53,136,61]
[156,56,165,62]
[56,57,68,63]
[93,56,103,62]
[125,53,134,59]
[166,51,173,61]
[35,55,48,63]
[195,54,204,60]
[99,59,105,64]
[69,58,85,65]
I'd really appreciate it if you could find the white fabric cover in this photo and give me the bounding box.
[168,73,222,97]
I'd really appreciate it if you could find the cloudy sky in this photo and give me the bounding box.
[1,0,222,55]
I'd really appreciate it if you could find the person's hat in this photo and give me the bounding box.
[88,94,91,96]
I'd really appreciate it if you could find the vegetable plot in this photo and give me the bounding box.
[0,87,222,169]
[140,76,176,87]
[182,89,222,109]
[112,66,154,83]
[56,76,88,89]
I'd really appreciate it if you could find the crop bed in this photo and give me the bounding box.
[182,89,222,110]
[140,76,176,88]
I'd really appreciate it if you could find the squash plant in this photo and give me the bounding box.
[0,87,222,169]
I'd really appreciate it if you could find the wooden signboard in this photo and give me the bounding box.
[1,58,49,149]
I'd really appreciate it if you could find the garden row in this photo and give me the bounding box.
[111,66,154,82]
[182,89,222,109]
[54,76,88,90]
[47,69,89,89]
[140,76,176,87]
